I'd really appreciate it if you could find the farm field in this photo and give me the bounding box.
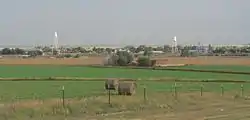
[0,65,250,80]
[166,65,250,72]
[0,81,249,119]
[1,57,250,119]
[153,56,250,65]
[0,81,249,102]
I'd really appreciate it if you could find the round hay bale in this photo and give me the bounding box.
[105,79,119,90]
[118,82,137,96]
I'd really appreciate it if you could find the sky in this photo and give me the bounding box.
[0,0,249,46]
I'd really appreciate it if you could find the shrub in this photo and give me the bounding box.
[116,51,134,65]
[137,56,151,67]
[74,54,81,58]
[64,54,72,58]
[117,55,129,66]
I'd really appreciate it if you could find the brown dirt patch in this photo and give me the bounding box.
[0,56,104,65]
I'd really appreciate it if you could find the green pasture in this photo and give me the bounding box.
[167,65,250,72]
[0,65,250,80]
[0,81,249,102]
[0,65,249,119]
[0,65,249,102]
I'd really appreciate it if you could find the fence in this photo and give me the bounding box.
[0,81,249,119]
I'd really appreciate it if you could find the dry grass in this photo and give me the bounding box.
[0,91,250,120]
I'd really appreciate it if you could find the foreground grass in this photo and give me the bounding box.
[0,81,249,102]
[0,65,250,80]
[1,92,250,120]
[0,81,250,119]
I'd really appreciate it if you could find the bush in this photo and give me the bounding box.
[64,54,72,58]
[117,51,134,64]
[74,54,81,58]
[117,55,129,66]
[137,56,151,67]
[27,50,43,57]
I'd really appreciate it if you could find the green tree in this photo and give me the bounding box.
[104,51,134,66]
[124,45,136,53]
[14,48,25,55]
[135,45,146,53]
[137,56,151,66]
[64,54,72,58]
[180,46,190,57]
[116,51,134,65]
[117,55,129,66]
[1,48,11,55]
[163,45,171,53]
[27,50,43,57]
[74,54,81,58]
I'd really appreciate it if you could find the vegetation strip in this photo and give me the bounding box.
[88,65,250,75]
[154,67,250,75]
[0,77,248,83]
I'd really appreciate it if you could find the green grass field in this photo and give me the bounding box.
[168,65,250,72]
[0,64,248,102]
[0,64,248,101]
[0,65,250,80]
[0,81,248,102]
[0,80,248,120]
[0,65,249,119]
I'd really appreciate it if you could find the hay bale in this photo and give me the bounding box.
[118,82,137,96]
[105,79,119,90]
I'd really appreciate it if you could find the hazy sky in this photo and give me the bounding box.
[0,0,249,46]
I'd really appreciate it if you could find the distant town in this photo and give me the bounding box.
[0,43,250,59]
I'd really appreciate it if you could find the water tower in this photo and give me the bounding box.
[52,32,60,55]
[171,36,178,53]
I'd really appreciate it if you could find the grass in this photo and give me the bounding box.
[0,65,250,119]
[0,81,249,102]
[0,81,249,120]
[0,65,250,80]
[167,65,250,72]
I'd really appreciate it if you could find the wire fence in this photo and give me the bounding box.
[0,81,249,119]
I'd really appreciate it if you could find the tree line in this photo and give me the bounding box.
[2,44,250,57]
[0,48,43,57]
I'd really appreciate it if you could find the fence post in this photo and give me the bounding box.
[108,84,111,105]
[174,82,177,99]
[144,86,147,103]
[200,84,203,96]
[241,84,244,97]
[62,86,65,108]
[221,84,224,96]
